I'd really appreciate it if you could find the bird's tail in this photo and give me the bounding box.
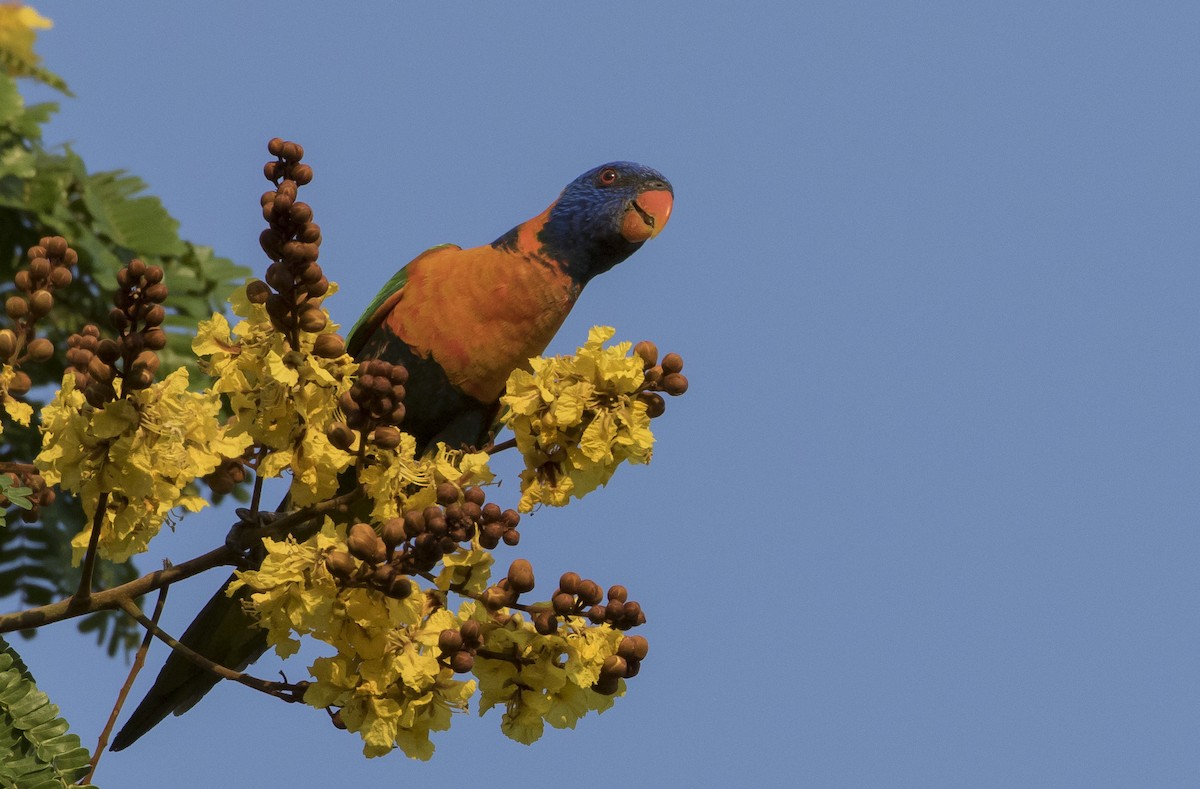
[109,574,269,751]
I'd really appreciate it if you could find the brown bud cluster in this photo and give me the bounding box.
[64,258,169,407]
[256,138,329,346]
[438,617,484,674]
[328,359,410,450]
[0,236,77,377]
[322,522,414,601]
[392,486,521,577]
[633,341,688,418]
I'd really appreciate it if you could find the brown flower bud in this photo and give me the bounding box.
[246,279,271,305]
[324,550,356,579]
[661,353,683,374]
[558,571,581,595]
[49,267,72,288]
[267,137,286,156]
[0,329,14,359]
[125,368,155,390]
[372,425,402,450]
[617,636,640,661]
[402,509,426,538]
[634,340,658,368]
[600,655,627,680]
[291,164,314,185]
[576,580,603,606]
[481,585,511,610]
[506,559,535,593]
[346,522,386,564]
[297,307,327,333]
[29,257,50,280]
[143,283,169,304]
[460,619,482,645]
[144,304,166,327]
[644,366,663,387]
[142,328,168,351]
[639,391,666,418]
[502,528,520,546]
[6,296,28,319]
[381,517,405,549]
[450,650,474,674]
[607,585,628,603]
[44,236,67,257]
[312,333,345,358]
[13,270,30,292]
[439,628,464,654]
[552,592,576,615]
[26,337,53,362]
[8,371,31,396]
[436,482,459,506]
[593,676,620,696]
[663,373,688,396]
[533,611,559,635]
[586,605,606,624]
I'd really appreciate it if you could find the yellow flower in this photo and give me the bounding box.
[502,326,655,512]
[193,284,358,505]
[36,369,251,563]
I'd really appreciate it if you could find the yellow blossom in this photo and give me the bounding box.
[502,326,655,512]
[193,284,358,505]
[0,364,32,439]
[35,369,250,563]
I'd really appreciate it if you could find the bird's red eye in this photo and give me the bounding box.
[598,168,618,185]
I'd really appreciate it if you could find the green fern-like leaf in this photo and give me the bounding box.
[0,637,97,788]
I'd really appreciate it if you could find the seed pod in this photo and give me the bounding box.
[26,337,54,362]
[324,550,356,579]
[507,559,535,593]
[634,340,658,368]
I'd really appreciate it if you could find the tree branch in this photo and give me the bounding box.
[0,544,237,633]
[73,490,109,603]
[116,597,307,703]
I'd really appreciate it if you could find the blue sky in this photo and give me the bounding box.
[12,2,1200,787]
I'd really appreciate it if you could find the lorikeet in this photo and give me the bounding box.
[110,161,673,750]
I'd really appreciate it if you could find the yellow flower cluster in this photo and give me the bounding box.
[0,364,32,439]
[35,369,249,563]
[474,612,624,745]
[229,520,475,759]
[502,326,655,512]
[358,441,494,524]
[233,517,631,758]
[192,285,358,505]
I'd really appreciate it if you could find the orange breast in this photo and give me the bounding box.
[383,238,578,402]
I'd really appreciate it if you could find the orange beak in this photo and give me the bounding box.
[621,188,674,243]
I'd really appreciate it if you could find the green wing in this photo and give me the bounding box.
[344,244,458,358]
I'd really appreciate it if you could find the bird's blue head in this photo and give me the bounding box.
[535,161,673,284]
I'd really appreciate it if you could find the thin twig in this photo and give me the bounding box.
[74,491,110,603]
[115,597,306,703]
[84,580,170,784]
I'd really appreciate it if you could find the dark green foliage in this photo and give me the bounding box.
[0,635,97,788]
[0,68,249,655]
